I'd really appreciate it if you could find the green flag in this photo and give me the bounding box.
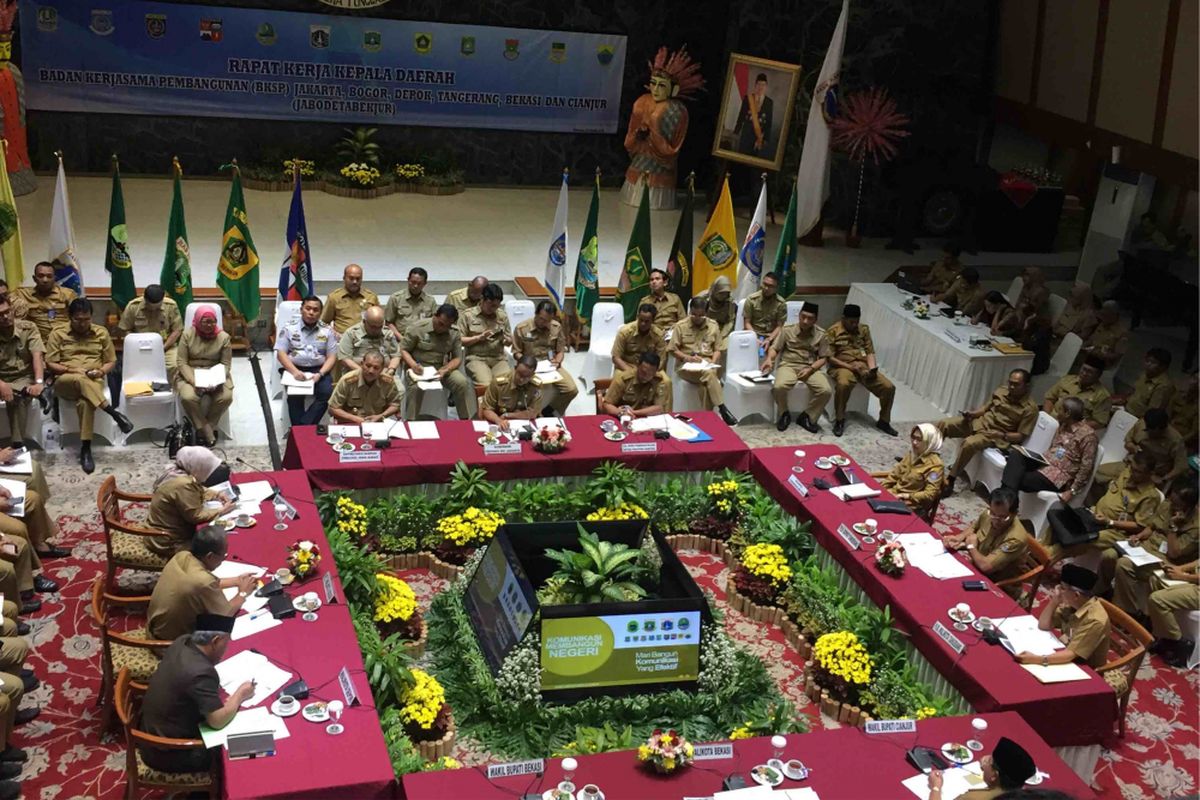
[572,173,601,326]
[773,183,799,299]
[215,164,261,322]
[160,160,193,309]
[105,158,135,309]
[667,176,694,306]
[615,178,652,322]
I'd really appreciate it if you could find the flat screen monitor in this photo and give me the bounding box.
[463,530,538,673]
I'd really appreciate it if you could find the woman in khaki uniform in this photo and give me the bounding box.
[874,424,944,518]
[147,447,234,558]
[175,307,233,447]
[697,275,735,345]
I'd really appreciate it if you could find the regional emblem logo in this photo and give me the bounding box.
[363,30,382,52]
[596,45,614,65]
[144,13,166,39]
[413,32,432,54]
[548,234,566,267]
[619,248,648,292]
[818,72,840,124]
[549,42,566,63]
[256,23,276,46]
[36,7,58,33]
[199,18,222,43]
[108,225,132,270]
[310,25,330,49]
[577,237,598,289]
[460,36,475,56]
[89,9,114,36]
[503,38,519,60]
[699,234,734,268]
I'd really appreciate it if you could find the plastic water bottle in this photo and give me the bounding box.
[42,421,60,452]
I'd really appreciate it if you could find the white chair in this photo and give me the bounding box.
[183,301,222,331]
[1096,409,1138,471]
[503,299,535,332]
[1047,293,1068,325]
[1176,610,1200,669]
[1022,444,1104,541]
[58,384,120,446]
[269,301,303,400]
[0,400,45,446]
[117,333,178,444]
[1032,333,1083,399]
[723,331,773,424]
[580,303,624,386]
[733,299,745,333]
[1005,276,1024,306]
[785,300,805,325]
[669,353,705,412]
[964,411,1060,494]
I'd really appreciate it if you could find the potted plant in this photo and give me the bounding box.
[733,542,792,607]
[809,631,872,712]
[539,527,650,605]
[433,507,504,565]
[327,126,391,198]
[394,162,425,193]
[399,668,455,759]
[374,573,426,656]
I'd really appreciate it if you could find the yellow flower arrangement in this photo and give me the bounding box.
[400,669,446,730]
[373,573,417,624]
[636,728,693,773]
[813,631,872,686]
[282,158,316,177]
[335,496,368,539]
[915,706,937,721]
[586,502,649,521]
[728,725,753,740]
[435,507,505,548]
[741,543,792,587]
[340,162,381,187]
[422,756,460,771]
[395,163,426,181]
[706,479,744,520]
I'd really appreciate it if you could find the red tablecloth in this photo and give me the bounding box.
[750,445,1119,748]
[282,412,751,491]
[401,711,1095,800]
[221,471,394,800]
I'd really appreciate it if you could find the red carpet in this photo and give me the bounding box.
[19,511,1200,799]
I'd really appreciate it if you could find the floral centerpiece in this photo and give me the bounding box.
[532,423,572,454]
[287,540,322,581]
[399,668,454,742]
[374,573,422,641]
[637,728,693,774]
[733,543,792,605]
[811,631,872,704]
[875,540,907,577]
[339,162,381,187]
[912,299,930,319]
[585,502,648,521]
[434,507,504,564]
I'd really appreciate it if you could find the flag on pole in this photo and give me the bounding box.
[572,170,601,326]
[615,174,652,322]
[159,158,193,309]
[49,154,83,295]
[734,177,769,302]
[105,156,135,309]
[544,168,569,310]
[279,163,315,301]
[216,162,261,322]
[666,173,694,306]
[692,176,737,293]
[0,141,25,292]
[773,182,799,298]
[795,0,849,239]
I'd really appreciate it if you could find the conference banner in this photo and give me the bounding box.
[540,611,701,691]
[18,1,627,132]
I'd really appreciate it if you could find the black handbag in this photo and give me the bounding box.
[164,417,196,458]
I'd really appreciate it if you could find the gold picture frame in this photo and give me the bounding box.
[711,53,802,171]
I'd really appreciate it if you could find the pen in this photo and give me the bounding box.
[247,609,270,621]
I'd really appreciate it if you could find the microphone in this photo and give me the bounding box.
[249,647,308,700]
[234,457,281,501]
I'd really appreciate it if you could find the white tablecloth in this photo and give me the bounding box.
[847,283,1034,414]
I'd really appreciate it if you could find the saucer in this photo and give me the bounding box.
[750,764,783,787]
[604,431,628,442]
[478,435,509,446]
[781,759,809,780]
[271,699,300,718]
[302,702,330,722]
[234,516,257,529]
[829,455,851,467]
[792,449,806,458]
[852,522,878,537]
[948,607,976,624]
[814,458,833,469]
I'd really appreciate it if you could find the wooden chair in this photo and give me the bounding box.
[97,476,173,593]
[593,378,612,414]
[91,578,170,732]
[473,383,487,420]
[114,668,220,800]
[995,539,1050,611]
[1097,598,1152,738]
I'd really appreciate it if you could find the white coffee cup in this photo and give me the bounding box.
[954,311,964,325]
[277,694,296,712]
[864,518,878,535]
[956,602,971,617]
[304,591,319,610]
[580,785,602,800]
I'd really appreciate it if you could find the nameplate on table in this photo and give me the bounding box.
[692,742,735,761]
[836,524,861,550]
[787,474,809,497]
[621,441,658,454]
[483,442,522,456]
[337,666,360,707]
[864,719,918,735]
[338,450,381,464]
[486,759,546,780]
[932,620,966,654]
[322,572,337,605]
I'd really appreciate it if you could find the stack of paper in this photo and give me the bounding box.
[994,615,1064,656]
[362,420,408,440]
[0,479,26,517]
[231,610,283,641]
[902,762,986,800]
[407,421,439,440]
[212,560,267,580]
[0,452,33,475]
[829,483,881,502]
[223,586,269,615]
[1022,662,1090,683]
[236,481,277,505]
[193,364,227,389]
[1115,541,1162,567]
[896,534,974,580]
[534,360,558,375]
[630,414,672,433]
[736,370,774,383]
[281,372,315,396]
[680,360,720,373]
[914,551,974,580]
[215,650,292,708]
[200,706,290,749]
[408,366,443,391]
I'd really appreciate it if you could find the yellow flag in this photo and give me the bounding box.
[692,176,737,292]
[0,141,24,289]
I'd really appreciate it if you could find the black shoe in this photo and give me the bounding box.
[13,707,38,725]
[718,405,738,426]
[80,443,94,475]
[876,421,899,436]
[776,412,791,432]
[941,474,959,498]
[0,762,18,780]
[33,575,58,594]
[36,545,70,559]
[0,747,25,763]
[797,412,820,434]
[15,622,28,636]
[540,405,556,417]
[1149,638,1173,655]
[107,407,134,434]
[833,419,846,437]
[19,673,37,692]
[0,779,17,800]
[1164,640,1194,668]
[19,599,39,615]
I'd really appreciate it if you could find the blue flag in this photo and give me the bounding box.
[279,168,314,300]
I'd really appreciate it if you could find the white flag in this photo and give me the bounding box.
[734,179,768,302]
[544,171,569,309]
[795,0,850,239]
[49,157,84,295]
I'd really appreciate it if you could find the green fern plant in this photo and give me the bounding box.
[542,526,648,604]
[336,126,381,167]
[445,461,500,511]
[586,461,642,508]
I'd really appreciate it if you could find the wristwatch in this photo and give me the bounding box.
[239,591,249,599]
[34,379,43,385]
[1042,656,1048,667]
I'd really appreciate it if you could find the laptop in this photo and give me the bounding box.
[227,731,276,760]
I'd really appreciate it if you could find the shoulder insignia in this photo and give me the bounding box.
[495,376,510,385]
[926,470,942,484]
[999,540,1022,554]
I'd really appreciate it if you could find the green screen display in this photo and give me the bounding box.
[540,611,701,691]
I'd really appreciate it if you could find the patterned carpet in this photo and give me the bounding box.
[15,420,1200,799]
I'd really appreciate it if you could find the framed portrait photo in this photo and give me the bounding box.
[712,54,802,171]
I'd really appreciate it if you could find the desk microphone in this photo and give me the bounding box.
[234,457,302,520]
[248,647,309,700]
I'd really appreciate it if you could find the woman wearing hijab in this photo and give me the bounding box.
[973,291,1020,337]
[872,424,945,518]
[147,447,235,558]
[698,275,735,346]
[175,307,234,447]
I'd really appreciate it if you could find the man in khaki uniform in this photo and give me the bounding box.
[0,474,63,564]
[1113,481,1197,626]
[14,261,76,344]
[480,356,542,431]
[0,547,32,635]
[602,352,672,417]
[611,304,665,373]
[0,494,58,603]
[927,736,1036,800]
[447,276,488,315]
[118,284,183,381]
[741,271,787,355]
[1115,347,1175,418]
[0,280,26,319]
[669,298,737,424]
[148,525,257,641]
[932,267,986,317]
[401,304,471,420]
[943,488,1030,599]
[0,295,46,447]
[826,304,897,437]
[644,269,685,330]
[937,369,1038,491]
[918,241,961,294]
[1143,558,1200,668]
[1079,301,1128,370]
[458,284,512,387]
[385,267,438,339]
[511,301,578,416]
[1094,408,1186,490]
[1167,373,1197,446]
[1042,355,1111,429]
[763,303,830,433]
[1016,564,1110,669]
[46,299,133,473]
[1052,283,1098,346]
[336,305,400,380]
[322,264,379,334]
[329,351,404,424]
[1013,266,1049,323]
